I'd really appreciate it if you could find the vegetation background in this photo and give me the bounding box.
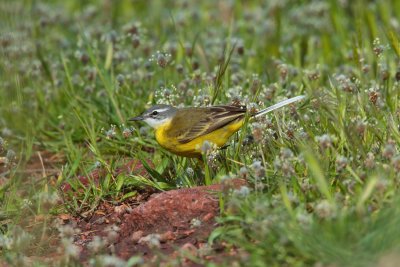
[1,0,400,266]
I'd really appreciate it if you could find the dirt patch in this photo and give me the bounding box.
[11,152,246,265]
[23,150,63,177]
[0,150,62,188]
[70,179,246,264]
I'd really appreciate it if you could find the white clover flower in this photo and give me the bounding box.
[190,218,202,228]
[315,200,336,219]
[233,186,251,198]
[186,167,194,177]
[62,239,80,259]
[336,155,348,172]
[382,142,396,159]
[105,125,117,140]
[315,134,333,149]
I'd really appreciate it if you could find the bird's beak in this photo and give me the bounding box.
[129,115,144,121]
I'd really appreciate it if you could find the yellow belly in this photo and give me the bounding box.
[154,120,244,158]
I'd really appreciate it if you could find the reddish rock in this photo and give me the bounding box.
[73,178,247,261]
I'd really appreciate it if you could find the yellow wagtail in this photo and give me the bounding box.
[129,95,305,158]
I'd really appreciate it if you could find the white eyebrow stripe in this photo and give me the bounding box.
[154,108,169,113]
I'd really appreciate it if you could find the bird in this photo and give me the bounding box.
[129,95,305,158]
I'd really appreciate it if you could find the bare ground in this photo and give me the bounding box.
[56,157,246,265]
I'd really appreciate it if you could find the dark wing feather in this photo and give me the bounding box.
[167,105,246,144]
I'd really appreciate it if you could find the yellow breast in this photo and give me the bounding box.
[154,119,244,158]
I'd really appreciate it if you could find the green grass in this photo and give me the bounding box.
[1,0,400,265]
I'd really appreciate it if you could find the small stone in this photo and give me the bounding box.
[131,230,144,244]
[159,231,175,243]
[138,234,161,248]
[181,229,195,237]
[114,205,128,215]
[94,217,105,225]
[202,213,214,222]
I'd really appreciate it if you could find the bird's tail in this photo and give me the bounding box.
[254,95,305,118]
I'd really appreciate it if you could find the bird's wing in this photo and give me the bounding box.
[167,105,246,144]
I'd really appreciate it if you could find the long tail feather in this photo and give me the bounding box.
[254,95,305,118]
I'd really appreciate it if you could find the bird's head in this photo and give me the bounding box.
[129,104,177,129]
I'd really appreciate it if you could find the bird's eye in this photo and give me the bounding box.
[151,111,158,116]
